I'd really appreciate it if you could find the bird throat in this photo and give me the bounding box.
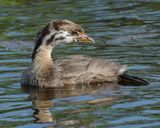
[31,48,54,86]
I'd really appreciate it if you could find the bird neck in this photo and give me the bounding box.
[31,47,54,81]
[32,46,51,58]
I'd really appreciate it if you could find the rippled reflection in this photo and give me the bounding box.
[22,84,118,123]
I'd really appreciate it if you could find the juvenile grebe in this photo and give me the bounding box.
[21,19,149,87]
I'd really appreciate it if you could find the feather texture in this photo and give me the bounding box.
[21,19,149,87]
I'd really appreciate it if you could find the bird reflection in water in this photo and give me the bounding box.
[22,84,119,123]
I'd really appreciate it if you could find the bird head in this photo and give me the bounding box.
[32,19,94,59]
[50,19,94,44]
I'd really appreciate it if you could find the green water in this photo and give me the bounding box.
[0,0,160,128]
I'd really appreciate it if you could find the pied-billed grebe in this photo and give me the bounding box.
[21,19,149,87]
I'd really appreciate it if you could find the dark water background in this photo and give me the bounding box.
[0,0,160,127]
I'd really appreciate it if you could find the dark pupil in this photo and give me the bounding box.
[71,31,78,35]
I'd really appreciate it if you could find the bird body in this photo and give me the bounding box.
[55,55,127,85]
[21,19,148,87]
[22,54,126,87]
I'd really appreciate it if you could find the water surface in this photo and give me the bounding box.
[0,0,160,127]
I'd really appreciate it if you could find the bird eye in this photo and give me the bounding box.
[71,31,78,35]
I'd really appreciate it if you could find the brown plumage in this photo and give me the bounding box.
[21,19,149,88]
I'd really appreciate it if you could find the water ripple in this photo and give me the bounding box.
[0,0,160,127]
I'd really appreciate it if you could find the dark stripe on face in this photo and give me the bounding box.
[46,33,57,45]
[55,36,65,42]
[32,24,50,59]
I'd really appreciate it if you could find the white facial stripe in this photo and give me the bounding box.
[42,31,55,45]
[54,31,70,38]
[54,31,75,43]
[39,30,75,49]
